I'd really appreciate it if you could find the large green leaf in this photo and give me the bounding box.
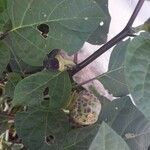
[5,72,22,98]
[0,0,7,31]
[98,67,128,97]
[89,122,129,150]
[101,96,150,150]
[13,71,72,109]
[0,0,12,33]
[6,0,108,66]
[15,108,69,150]
[0,42,10,76]
[125,32,150,120]
[15,96,150,149]
[9,54,43,75]
[63,124,99,150]
[87,0,111,45]
[0,0,7,13]
[63,122,129,150]
[5,36,43,75]
[64,96,150,150]
[16,108,98,150]
[108,39,130,70]
[98,40,130,97]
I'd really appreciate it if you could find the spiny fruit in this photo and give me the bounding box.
[69,90,101,125]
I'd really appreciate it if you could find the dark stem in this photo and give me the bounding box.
[70,0,145,76]
[125,0,145,28]
[70,29,128,75]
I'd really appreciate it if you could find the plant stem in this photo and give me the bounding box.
[70,0,145,76]
[125,0,145,28]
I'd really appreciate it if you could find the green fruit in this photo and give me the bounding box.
[69,90,101,125]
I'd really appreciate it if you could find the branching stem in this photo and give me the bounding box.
[70,0,145,76]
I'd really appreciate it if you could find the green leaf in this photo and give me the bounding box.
[15,103,100,150]
[108,39,130,70]
[101,96,150,150]
[9,58,43,76]
[0,0,7,13]
[142,18,150,32]
[5,73,22,98]
[134,18,150,33]
[5,37,43,75]
[9,52,43,75]
[0,0,11,32]
[87,0,111,45]
[63,96,150,150]
[98,40,130,97]
[13,71,72,109]
[15,96,150,150]
[125,32,150,120]
[63,122,129,150]
[0,42,10,76]
[7,0,108,66]
[15,108,69,150]
[98,67,128,97]
[89,122,130,150]
[63,124,99,150]
[0,0,7,29]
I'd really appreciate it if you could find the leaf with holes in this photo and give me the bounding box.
[87,0,111,45]
[13,71,72,109]
[125,32,150,120]
[0,42,10,76]
[15,108,69,150]
[63,124,99,149]
[6,0,109,66]
[98,39,130,97]
[15,95,150,150]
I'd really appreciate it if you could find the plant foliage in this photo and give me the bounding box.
[0,0,150,150]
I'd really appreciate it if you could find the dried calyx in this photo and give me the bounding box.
[43,49,75,71]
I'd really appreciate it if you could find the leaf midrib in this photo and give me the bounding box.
[10,16,101,32]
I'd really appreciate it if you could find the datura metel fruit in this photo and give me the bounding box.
[69,90,101,125]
